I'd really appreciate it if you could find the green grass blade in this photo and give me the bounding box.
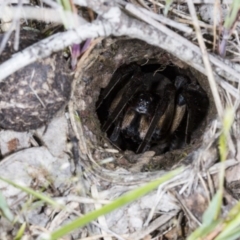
[164,0,174,15]
[203,190,222,224]
[0,191,14,221]
[187,220,221,240]
[223,0,240,30]
[215,202,240,240]
[59,0,71,11]
[0,176,62,208]
[216,227,240,240]
[14,222,26,240]
[217,108,234,218]
[56,0,76,30]
[46,167,183,240]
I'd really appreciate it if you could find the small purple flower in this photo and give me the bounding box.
[71,38,91,70]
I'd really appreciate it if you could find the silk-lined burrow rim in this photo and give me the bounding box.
[74,38,217,170]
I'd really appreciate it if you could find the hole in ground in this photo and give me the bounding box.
[96,62,209,155]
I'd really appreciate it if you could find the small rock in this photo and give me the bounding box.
[0,30,73,131]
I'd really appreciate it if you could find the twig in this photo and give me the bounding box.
[0,6,87,25]
[137,6,193,34]
[0,19,113,82]
[0,0,29,3]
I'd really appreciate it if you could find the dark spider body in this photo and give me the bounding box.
[97,63,209,154]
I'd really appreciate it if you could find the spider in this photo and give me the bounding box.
[96,63,209,154]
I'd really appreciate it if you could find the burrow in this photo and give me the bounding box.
[74,38,217,171]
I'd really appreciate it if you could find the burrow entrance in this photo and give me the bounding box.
[74,38,216,170]
[96,62,209,155]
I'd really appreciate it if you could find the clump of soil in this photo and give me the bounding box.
[0,30,73,131]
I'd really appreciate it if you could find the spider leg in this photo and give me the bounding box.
[136,84,176,153]
[170,104,186,133]
[109,112,123,142]
[170,76,188,133]
[185,111,192,144]
[121,108,139,138]
[102,71,144,132]
[96,64,140,109]
[109,103,138,142]
[182,83,209,143]
[139,115,151,140]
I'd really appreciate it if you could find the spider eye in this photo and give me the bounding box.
[175,76,188,89]
[177,94,186,106]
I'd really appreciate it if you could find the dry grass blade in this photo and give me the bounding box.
[186,0,223,117]
[133,5,192,33]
